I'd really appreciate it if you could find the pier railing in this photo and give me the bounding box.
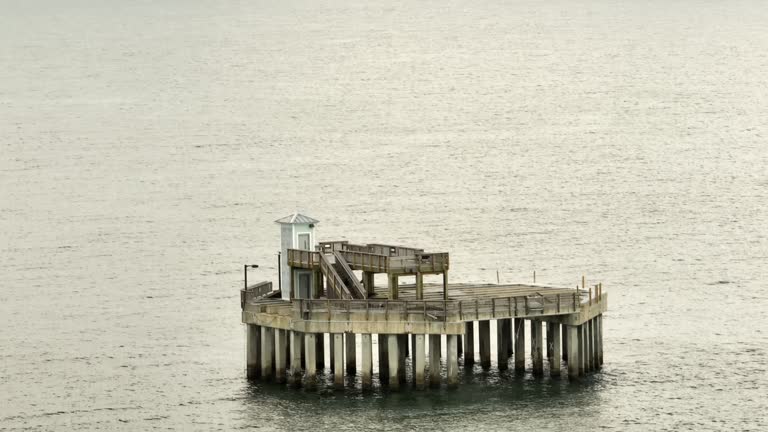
[318,252,355,299]
[296,299,459,323]
[388,252,449,274]
[456,292,580,321]
[336,249,389,272]
[241,281,274,308]
[287,249,321,269]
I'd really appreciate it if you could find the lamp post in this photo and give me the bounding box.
[244,264,259,291]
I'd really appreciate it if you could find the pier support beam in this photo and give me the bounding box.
[429,334,441,387]
[497,319,510,370]
[585,321,592,372]
[566,325,578,379]
[464,321,475,366]
[315,333,324,369]
[361,334,373,389]
[388,335,400,389]
[562,323,568,362]
[261,327,274,380]
[398,335,407,383]
[289,331,303,386]
[577,324,585,376]
[478,320,491,369]
[514,318,526,372]
[333,333,344,389]
[546,322,553,362]
[275,329,287,383]
[346,333,356,374]
[447,335,458,388]
[378,334,389,382]
[414,334,426,390]
[550,323,561,377]
[591,318,599,370]
[597,314,604,367]
[246,324,261,379]
[531,320,544,376]
[304,333,317,389]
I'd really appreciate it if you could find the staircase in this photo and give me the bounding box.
[318,251,366,299]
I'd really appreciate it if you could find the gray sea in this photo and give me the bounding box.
[2,0,767,430]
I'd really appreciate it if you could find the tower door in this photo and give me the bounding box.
[298,233,310,250]
[298,272,311,299]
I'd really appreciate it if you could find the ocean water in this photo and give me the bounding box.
[2,0,767,430]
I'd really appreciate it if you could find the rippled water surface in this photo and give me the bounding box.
[2,0,768,430]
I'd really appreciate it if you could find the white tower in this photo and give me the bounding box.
[275,212,319,299]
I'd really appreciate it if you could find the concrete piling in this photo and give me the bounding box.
[333,333,344,389]
[289,331,302,386]
[414,334,426,389]
[447,335,458,388]
[388,334,400,389]
[597,314,604,366]
[530,320,543,376]
[577,325,585,376]
[514,318,525,372]
[497,319,510,370]
[275,329,287,383]
[550,323,561,377]
[562,323,568,362]
[378,334,389,382]
[261,327,274,379]
[479,320,491,369]
[246,324,261,379]
[361,334,373,389]
[397,335,407,384]
[346,333,356,374]
[566,325,578,379]
[464,321,475,366]
[315,333,323,369]
[304,333,317,389]
[429,334,441,387]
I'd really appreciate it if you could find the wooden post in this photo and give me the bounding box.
[479,320,491,369]
[443,271,449,300]
[388,274,398,300]
[316,332,324,369]
[416,272,424,300]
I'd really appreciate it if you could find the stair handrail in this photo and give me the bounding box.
[332,250,367,299]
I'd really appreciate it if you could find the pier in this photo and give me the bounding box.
[242,213,607,390]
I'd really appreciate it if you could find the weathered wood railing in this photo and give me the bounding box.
[240,281,274,308]
[287,249,320,269]
[318,252,355,299]
[332,250,367,298]
[388,252,450,274]
[336,249,389,272]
